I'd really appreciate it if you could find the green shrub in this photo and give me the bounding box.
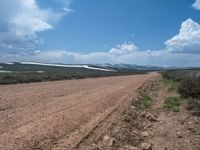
[160,78,179,93]
[168,83,179,92]
[187,98,200,116]
[187,98,200,110]
[162,70,200,114]
[164,96,181,112]
[162,78,176,85]
[137,95,152,109]
[178,76,200,99]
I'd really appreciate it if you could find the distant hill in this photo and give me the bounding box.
[0,62,193,73]
[91,63,166,71]
[0,62,153,84]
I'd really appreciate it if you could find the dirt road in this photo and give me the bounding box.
[0,73,157,150]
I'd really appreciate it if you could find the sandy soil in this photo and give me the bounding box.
[0,73,157,150]
[147,80,200,150]
[90,77,200,150]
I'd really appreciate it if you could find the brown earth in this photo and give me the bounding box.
[91,77,200,150]
[0,72,157,150]
[147,80,200,150]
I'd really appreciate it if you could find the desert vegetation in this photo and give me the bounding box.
[164,96,182,112]
[136,95,152,109]
[162,69,200,115]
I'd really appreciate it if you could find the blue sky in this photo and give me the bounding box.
[1,0,200,66]
[37,0,199,51]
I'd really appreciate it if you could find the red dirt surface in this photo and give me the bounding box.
[0,73,157,150]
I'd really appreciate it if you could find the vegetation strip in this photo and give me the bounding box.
[164,96,182,112]
[162,70,200,116]
[0,63,149,84]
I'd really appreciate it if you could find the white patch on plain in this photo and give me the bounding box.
[0,70,13,73]
[6,62,14,65]
[20,62,115,72]
[37,71,45,73]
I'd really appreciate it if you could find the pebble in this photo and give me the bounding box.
[131,106,136,109]
[103,135,110,141]
[188,127,195,133]
[177,132,183,139]
[108,138,115,147]
[142,131,149,137]
[148,115,157,122]
[147,123,153,128]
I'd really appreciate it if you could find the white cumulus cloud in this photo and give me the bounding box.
[109,42,138,56]
[0,0,72,55]
[10,0,53,37]
[165,18,200,53]
[192,0,200,10]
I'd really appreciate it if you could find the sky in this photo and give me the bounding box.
[0,0,200,66]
